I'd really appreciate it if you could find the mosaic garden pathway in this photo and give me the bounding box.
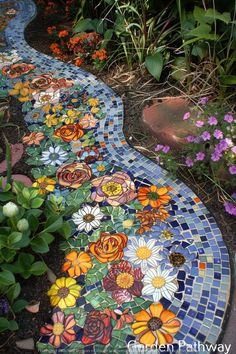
[0,1,231,353]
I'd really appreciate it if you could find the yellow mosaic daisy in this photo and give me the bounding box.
[47,277,81,309]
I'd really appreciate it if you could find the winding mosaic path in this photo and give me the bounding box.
[0,1,231,353]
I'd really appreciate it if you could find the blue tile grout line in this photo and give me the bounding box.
[0,0,231,353]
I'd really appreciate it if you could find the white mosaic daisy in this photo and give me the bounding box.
[41,146,67,166]
[0,50,22,69]
[142,265,178,302]
[124,237,162,273]
[72,204,104,233]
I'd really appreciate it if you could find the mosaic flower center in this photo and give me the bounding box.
[116,272,134,289]
[41,94,51,102]
[122,219,134,228]
[147,192,158,200]
[162,230,173,240]
[49,153,59,161]
[39,181,48,189]
[32,112,40,120]
[97,165,106,172]
[83,213,95,222]
[57,287,69,298]
[151,276,166,288]
[148,317,163,331]
[53,322,64,336]
[169,252,186,267]
[101,182,122,196]
[136,246,152,260]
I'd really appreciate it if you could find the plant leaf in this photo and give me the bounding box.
[145,52,163,81]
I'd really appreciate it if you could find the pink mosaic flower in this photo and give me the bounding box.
[91,171,137,206]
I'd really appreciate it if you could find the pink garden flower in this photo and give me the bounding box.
[79,114,98,129]
[201,131,211,141]
[183,112,191,120]
[195,120,204,127]
[208,116,218,125]
[224,113,234,123]
[196,152,205,161]
[185,158,194,167]
[186,135,195,143]
[229,166,236,175]
[91,171,137,206]
[213,129,223,139]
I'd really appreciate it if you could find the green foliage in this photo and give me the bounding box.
[0,178,74,331]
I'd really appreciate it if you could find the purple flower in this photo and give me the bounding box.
[213,129,223,139]
[162,145,170,153]
[208,116,218,125]
[224,201,236,216]
[196,152,205,161]
[198,97,209,105]
[183,112,191,120]
[232,146,236,154]
[211,150,221,161]
[186,135,195,143]
[224,113,234,123]
[201,131,211,141]
[218,139,228,151]
[195,120,204,127]
[155,144,164,152]
[229,166,236,175]
[185,158,194,167]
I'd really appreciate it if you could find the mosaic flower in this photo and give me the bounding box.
[87,98,99,107]
[132,303,181,345]
[2,62,35,78]
[151,224,182,247]
[137,185,171,208]
[57,162,92,189]
[22,132,45,145]
[54,123,84,142]
[47,277,81,309]
[77,146,102,164]
[136,208,170,234]
[30,73,54,91]
[103,260,143,304]
[72,204,104,233]
[113,213,141,235]
[91,171,137,207]
[89,232,128,263]
[81,310,112,345]
[25,108,45,123]
[41,146,68,166]
[160,244,197,273]
[8,81,33,102]
[142,265,178,302]
[44,113,58,127]
[32,176,56,195]
[91,161,111,176]
[62,250,92,277]
[60,109,80,124]
[33,88,60,108]
[40,311,76,348]
[104,308,134,329]
[79,113,98,128]
[124,237,162,273]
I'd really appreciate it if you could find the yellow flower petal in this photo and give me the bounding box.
[65,277,76,288]
[58,298,67,309]
[149,303,163,318]
[133,325,149,335]
[55,277,66,288]
[64,293,76,307]
[139,330,156,345]
[50,295,60,307]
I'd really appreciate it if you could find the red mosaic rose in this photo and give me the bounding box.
[57,162,92,189]
[103,260,144,304]
[2,63,35,78]
[77,146,102,164]
[30,73,54,91]
[81,310,112,345]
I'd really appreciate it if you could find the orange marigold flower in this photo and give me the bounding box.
[47,26,56,35]
[92,49,108,61]
[22,132,45,145]
[49,42,62,55]
[155,205,170,222]
[58,30,69,38]
[74,57,84,67]
[62,250,92,277]
[137,185,172,208]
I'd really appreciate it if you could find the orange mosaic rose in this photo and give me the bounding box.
[56,162,92,189]
[54,123,84,142]
[2,63,35,79]
[89,232,128,263]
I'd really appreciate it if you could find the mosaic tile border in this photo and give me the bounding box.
[0,0,232,353]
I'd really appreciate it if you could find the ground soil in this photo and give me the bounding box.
[0,4,235,353]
